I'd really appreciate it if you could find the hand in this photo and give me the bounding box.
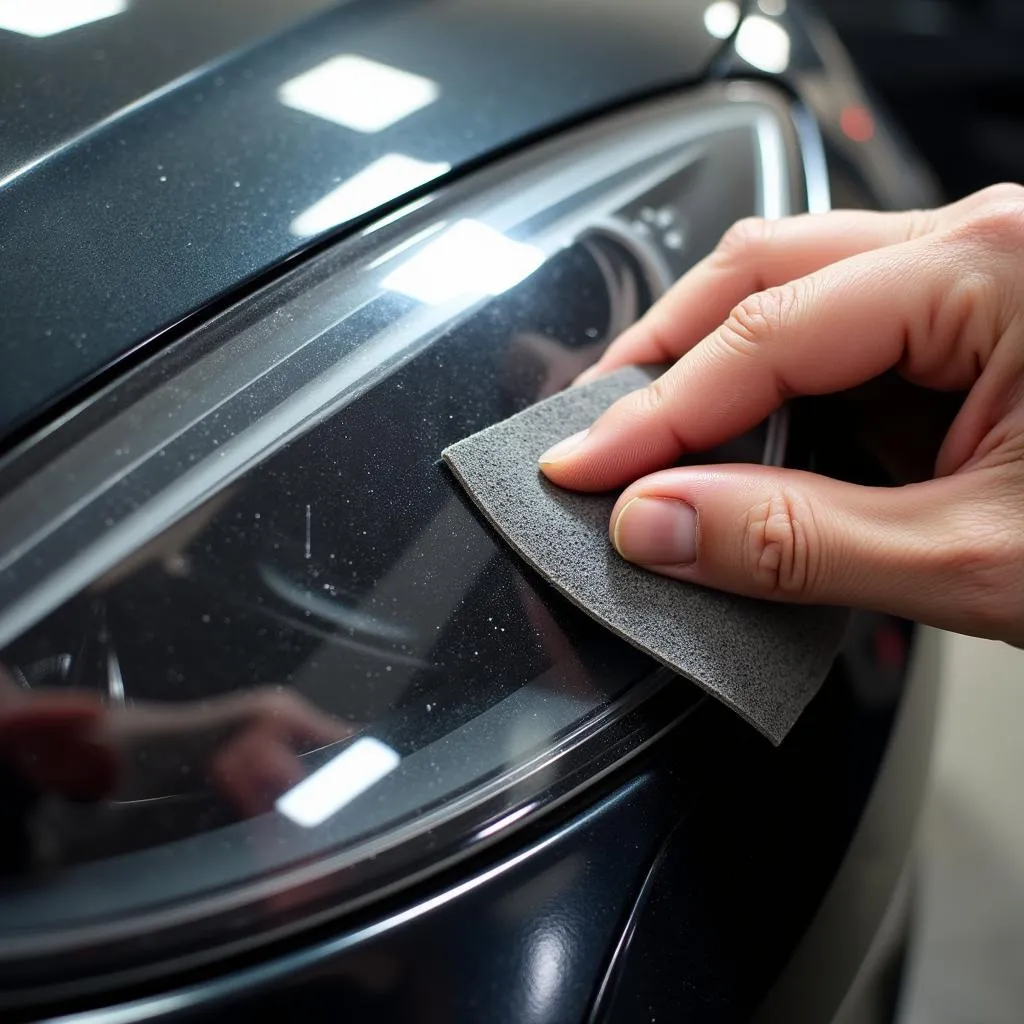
[0,670,116,800]
[0,666,351,814]
[539,184,1024,645]
[99,687,353,814]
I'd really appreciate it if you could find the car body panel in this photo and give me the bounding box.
[0,0,338,184]
[0,0,726,444]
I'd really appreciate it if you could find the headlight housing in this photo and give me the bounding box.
[0,81,819,995]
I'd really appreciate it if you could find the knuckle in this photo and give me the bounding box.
[977,181,1024,207]
[944,268,1003,340]
[949,193,1024,254]
[248,687,297,720]
[722,285,797,351]
[636,374,670,418]
[742,489,820,598]
[715,216,771,265]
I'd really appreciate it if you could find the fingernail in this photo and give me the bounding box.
[612,497,697,566]
[539,429,589,465]
[573,365,600,387]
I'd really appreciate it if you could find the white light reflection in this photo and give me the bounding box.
[0,0,127,37]
[381,219,545,305]
[525,921,570,1021]
[758,0,787,14]
[278,55,440,133]
[735,15,791,73]
[702,0,740,40]
[290,154,450,237]
[276,736,400,829]
[476,803,537,841]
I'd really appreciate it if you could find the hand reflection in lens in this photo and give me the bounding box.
[0,668,117,801]
[0,669,353,819]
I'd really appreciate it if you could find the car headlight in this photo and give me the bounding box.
[0,81,820,992]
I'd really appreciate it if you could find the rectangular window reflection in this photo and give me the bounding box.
[0,0,128,37]
[278,55,440,134]
[276,737,401,829]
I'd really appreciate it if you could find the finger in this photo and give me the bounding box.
[210,725,305,818]
[575,207,939,385]
[0,696,116,799]
[247,688,352,748]
[542,232,987,492]
[936,321,1024,476]
[607,463,1024,641]
[205,687,352,750]
[577,184,1020,387]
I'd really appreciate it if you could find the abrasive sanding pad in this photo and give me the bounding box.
[442,366,849,744]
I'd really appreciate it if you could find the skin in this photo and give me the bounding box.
[539,183,1024,646]
[0,670,351,813]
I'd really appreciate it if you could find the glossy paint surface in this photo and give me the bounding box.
[0,0,338,182]
[0,0,726,443]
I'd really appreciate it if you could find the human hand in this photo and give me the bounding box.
[539,184,1024,645]
[0,670,116,801]
[100,687,353,814]
[0,665,351,815]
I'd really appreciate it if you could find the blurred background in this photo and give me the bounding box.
[818,0,1024,200]
[901,635,1024,1024]
[816,3,1024,1020]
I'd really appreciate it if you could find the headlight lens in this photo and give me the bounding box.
[0,82,809,991]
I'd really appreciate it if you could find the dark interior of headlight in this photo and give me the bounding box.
[1,236,672,866]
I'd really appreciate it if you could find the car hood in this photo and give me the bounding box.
[0,0,731,447]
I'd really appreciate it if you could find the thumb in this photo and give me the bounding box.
[608,464,1024,641]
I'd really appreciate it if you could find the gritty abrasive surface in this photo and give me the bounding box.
[442,366,849,745]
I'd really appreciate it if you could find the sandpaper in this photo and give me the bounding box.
[442,366,849,744]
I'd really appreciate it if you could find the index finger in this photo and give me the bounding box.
[541,232,965,491]
[575,207,936,385]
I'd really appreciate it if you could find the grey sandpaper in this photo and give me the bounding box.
[442,366,849,745]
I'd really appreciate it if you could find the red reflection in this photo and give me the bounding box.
[873,623,906,673]
[840,104,875,143]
